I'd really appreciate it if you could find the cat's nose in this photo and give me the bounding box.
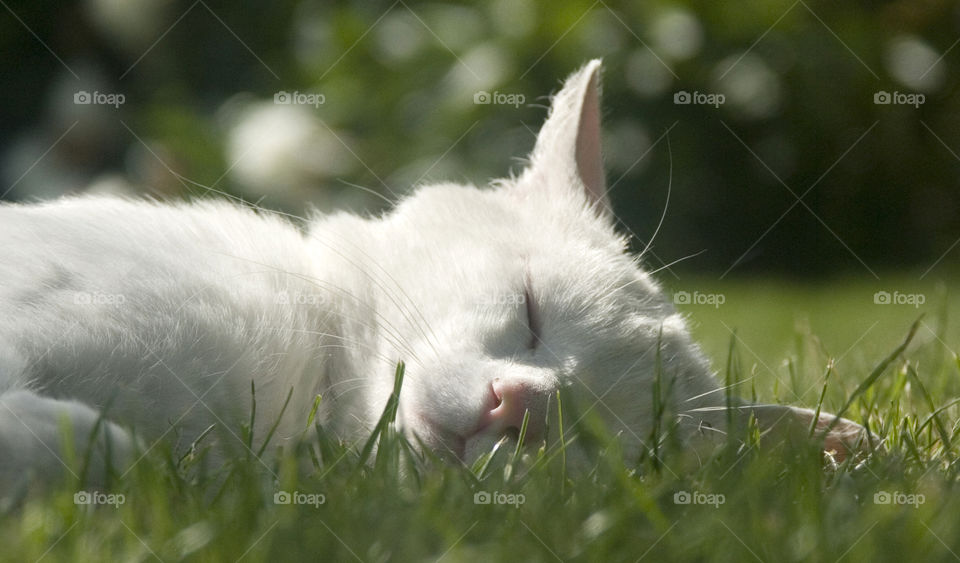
[479,379,544,442]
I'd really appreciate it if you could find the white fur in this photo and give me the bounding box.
[0,61,855,486]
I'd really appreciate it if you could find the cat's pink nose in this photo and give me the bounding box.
[479,379,544,442]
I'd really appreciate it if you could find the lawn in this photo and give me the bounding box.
[2,274,958,562]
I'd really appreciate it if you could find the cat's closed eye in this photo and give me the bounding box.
[524,283,539,350]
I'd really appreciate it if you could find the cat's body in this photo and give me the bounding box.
[0,61,865,487]
[0,199,352,473]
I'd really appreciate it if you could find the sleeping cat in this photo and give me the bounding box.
[0,60,866,487]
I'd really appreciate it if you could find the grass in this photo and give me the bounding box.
[2,276,960,562]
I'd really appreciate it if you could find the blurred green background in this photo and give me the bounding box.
[1,0,957,279]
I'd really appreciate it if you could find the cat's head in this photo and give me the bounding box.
[314,60,718,463]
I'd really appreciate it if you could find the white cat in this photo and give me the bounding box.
[0,60,866,487]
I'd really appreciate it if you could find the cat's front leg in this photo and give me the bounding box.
[740,404,877,462]
[0,390,134,494]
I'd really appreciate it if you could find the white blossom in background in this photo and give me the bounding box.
[86,0,172,53]
[577,10,627,56]
[373,11,427,64]
[425,5,485,51]
[489,0,536,39]
[224,100,355,202]
[651,9,704,61]
[885,35,945,93]
[86,173,137,197]
[713,53,782,119]
[444,43,513,109]
[626,48,674,98]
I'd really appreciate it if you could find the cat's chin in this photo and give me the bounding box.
[410,414,534,463]
[461,435,489,463]
[461,431,518,464]
[411,426,499,464]
[406,418,470,462]
[408,400,509,463]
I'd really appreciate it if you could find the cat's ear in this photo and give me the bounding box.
[529,59,610,215]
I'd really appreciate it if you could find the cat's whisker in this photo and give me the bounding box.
[307,230,443,361]
[597,249,707,302]
[260,324,418,368]
[282,275,423,364]
[312,345,404,370]
[684,378,755,403]
[335,179,399,207]
[172,173,316,226]
[332,382,375,401]
[645,249,708,277]
[153,264,422,361]
[286,330,423,369]
[308,227,443,355]
[324,376,371,391]
[637,133,673,260]
[200,255,424,364]
[675,413,730,436]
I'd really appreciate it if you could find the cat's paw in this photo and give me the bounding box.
[751,405,881,462]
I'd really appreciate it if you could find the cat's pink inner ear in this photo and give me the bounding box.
[530,59,611,216]
[575,69,608,214]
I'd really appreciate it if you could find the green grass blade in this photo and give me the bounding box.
[824,317,922,434]
[255,386,294,459]
[513,409,531,459]
[358,361,406,466]
[809,360,833,437]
